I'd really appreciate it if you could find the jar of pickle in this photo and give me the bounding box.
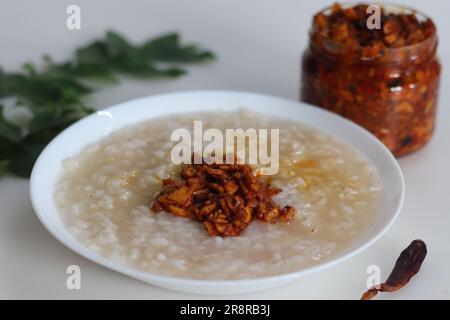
[301,4,441,156]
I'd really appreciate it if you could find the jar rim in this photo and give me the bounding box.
[309,3,438,64]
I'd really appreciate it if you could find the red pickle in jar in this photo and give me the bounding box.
[301,3,441,157]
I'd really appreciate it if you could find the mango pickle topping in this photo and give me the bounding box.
[151,157,296,237]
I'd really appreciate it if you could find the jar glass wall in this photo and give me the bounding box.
[301,4,441,157]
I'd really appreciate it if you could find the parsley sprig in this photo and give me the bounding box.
[0,31,215,178]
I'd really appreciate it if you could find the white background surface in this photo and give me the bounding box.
[0,0,449,299]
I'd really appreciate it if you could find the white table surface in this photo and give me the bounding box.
[1,0,449,299]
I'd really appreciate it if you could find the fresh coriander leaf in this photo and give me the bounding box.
[104,31,131,59]
[76,41,109,66]
[47,61,117,83]
[0,68,6,98]
[141,32,215,62]
[0,30,216,178]
[0,105,22,142]
[29,103,93,134]
[0,160,8,176]
[1,72,91,106]
[2,140,39,178]
[111,48,186,78]
[0,136,27,177]
[3,150,35,177]
[29,107,70,134]
[22,62,37,76]
[0,124,64,178]
[73,63,117,82]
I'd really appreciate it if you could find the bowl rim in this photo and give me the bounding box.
[30,90,405,289]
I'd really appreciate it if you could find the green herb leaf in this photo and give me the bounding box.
[0,30,215,179]
[0,105,22,142]
[46,61,117,83]
[0,70,91,107]
[141,33,215,62]
[104,31,132,59]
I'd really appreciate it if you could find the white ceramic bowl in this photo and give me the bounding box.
[30,91,404,295]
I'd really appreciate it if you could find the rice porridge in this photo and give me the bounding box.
[55,110,382,280]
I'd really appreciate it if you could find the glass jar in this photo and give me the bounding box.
[301,4,441,157]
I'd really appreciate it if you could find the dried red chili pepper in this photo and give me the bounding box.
[302,3,441,157]
[361,240,427,300]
